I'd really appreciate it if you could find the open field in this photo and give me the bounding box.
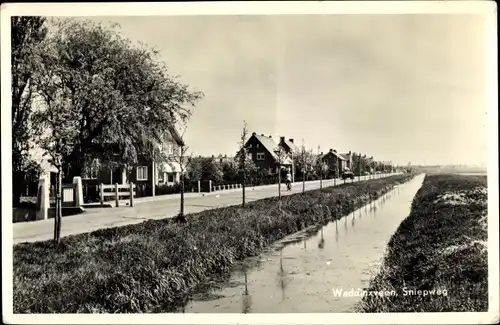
[13,174,415,313]
[357,174,488,312]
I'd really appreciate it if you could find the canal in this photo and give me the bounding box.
[183,174,425,313]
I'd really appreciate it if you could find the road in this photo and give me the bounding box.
[13,174,394,244]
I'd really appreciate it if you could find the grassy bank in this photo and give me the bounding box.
[14,174,416,313]
[358,174,488,312]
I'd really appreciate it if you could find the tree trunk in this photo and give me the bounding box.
[302,171,306,193]
[54,169,62,246]
[320,169,323,190]
[242,168,246,208]
[180,172,185,216]
[278,165,281,199]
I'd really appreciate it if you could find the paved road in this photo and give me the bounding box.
[13,174,396,244]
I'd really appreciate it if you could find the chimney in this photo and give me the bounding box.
[252,132,256,136]
[329,149,333,153]
[289,138,294,143]
[268,135,272,138]
[348,151,351,155]
[320,151,323,155]
[280,136,285,143]
[211,155,214,159]
[224,154,227,158]
[333,149,337,153]
[261,133,264,136]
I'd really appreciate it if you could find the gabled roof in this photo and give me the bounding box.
[338,152,351,160]
[283,140,299,153]
[252,134,279,159]
[322,151,347,161]
[247,133,292,164]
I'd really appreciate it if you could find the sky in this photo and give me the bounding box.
[84,14,488,166]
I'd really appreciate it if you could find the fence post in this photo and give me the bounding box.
[209,180,212,193]
[198,180,201,193]
[129,182,134,207]
[72,176,83,207]
[36,175,49,220]
[115,183,119,207]
[100,184,104,204]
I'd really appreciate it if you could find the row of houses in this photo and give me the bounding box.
[32,125,386,199]
[240,132,355,179]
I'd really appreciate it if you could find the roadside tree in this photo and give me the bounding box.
[11,17,48,206]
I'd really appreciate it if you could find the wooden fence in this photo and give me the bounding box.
[99,183,136,207]
[211,183,242,192]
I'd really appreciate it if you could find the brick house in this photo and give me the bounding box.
[82,125,186,194]
[239,132,292,175]
[319,149,353,175]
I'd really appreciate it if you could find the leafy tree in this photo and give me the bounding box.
[11,16,48,206]
[220,160,238,182]
[30,18,203,182]
[187,157,203,182]
[201,158,223,184]
[295,140,315,193]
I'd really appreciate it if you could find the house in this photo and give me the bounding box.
[319,149,352,174]
[338,151,353,170]
[213,154,236,167]
[363,156,375,173]
[82,125,186,193]
[240,132,293,175]
[278,136,299,180]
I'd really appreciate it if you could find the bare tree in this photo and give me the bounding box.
[237,121,249,207]
[274,146,289,200]
[173,125,192,223]
[296,140,315,193]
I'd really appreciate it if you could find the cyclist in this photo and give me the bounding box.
[285,169,292,190]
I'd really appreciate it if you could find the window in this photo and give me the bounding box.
[257,152,265,160]
[246,152,252,160]
[137,166,148,181]
[162,142,176,155]
[256,143,260,148]
[167,172,175,183]
[248,144,252,149]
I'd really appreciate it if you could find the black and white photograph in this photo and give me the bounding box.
[1,1,498,324]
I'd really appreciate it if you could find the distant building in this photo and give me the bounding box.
[318,149,352,174]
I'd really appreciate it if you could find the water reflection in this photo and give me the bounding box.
[318,227,325,249]
[185,176,425,313]
[242,267,252,313]
[335,220,339,248]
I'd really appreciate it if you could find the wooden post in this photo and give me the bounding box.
[197,180,201,193]
[209,180,212,192]
[129,182,134,207]
[115,183,119,207]
[99,184,104,204]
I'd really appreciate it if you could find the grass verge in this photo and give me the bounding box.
[357,173,488,312]
[14,174,416,313]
